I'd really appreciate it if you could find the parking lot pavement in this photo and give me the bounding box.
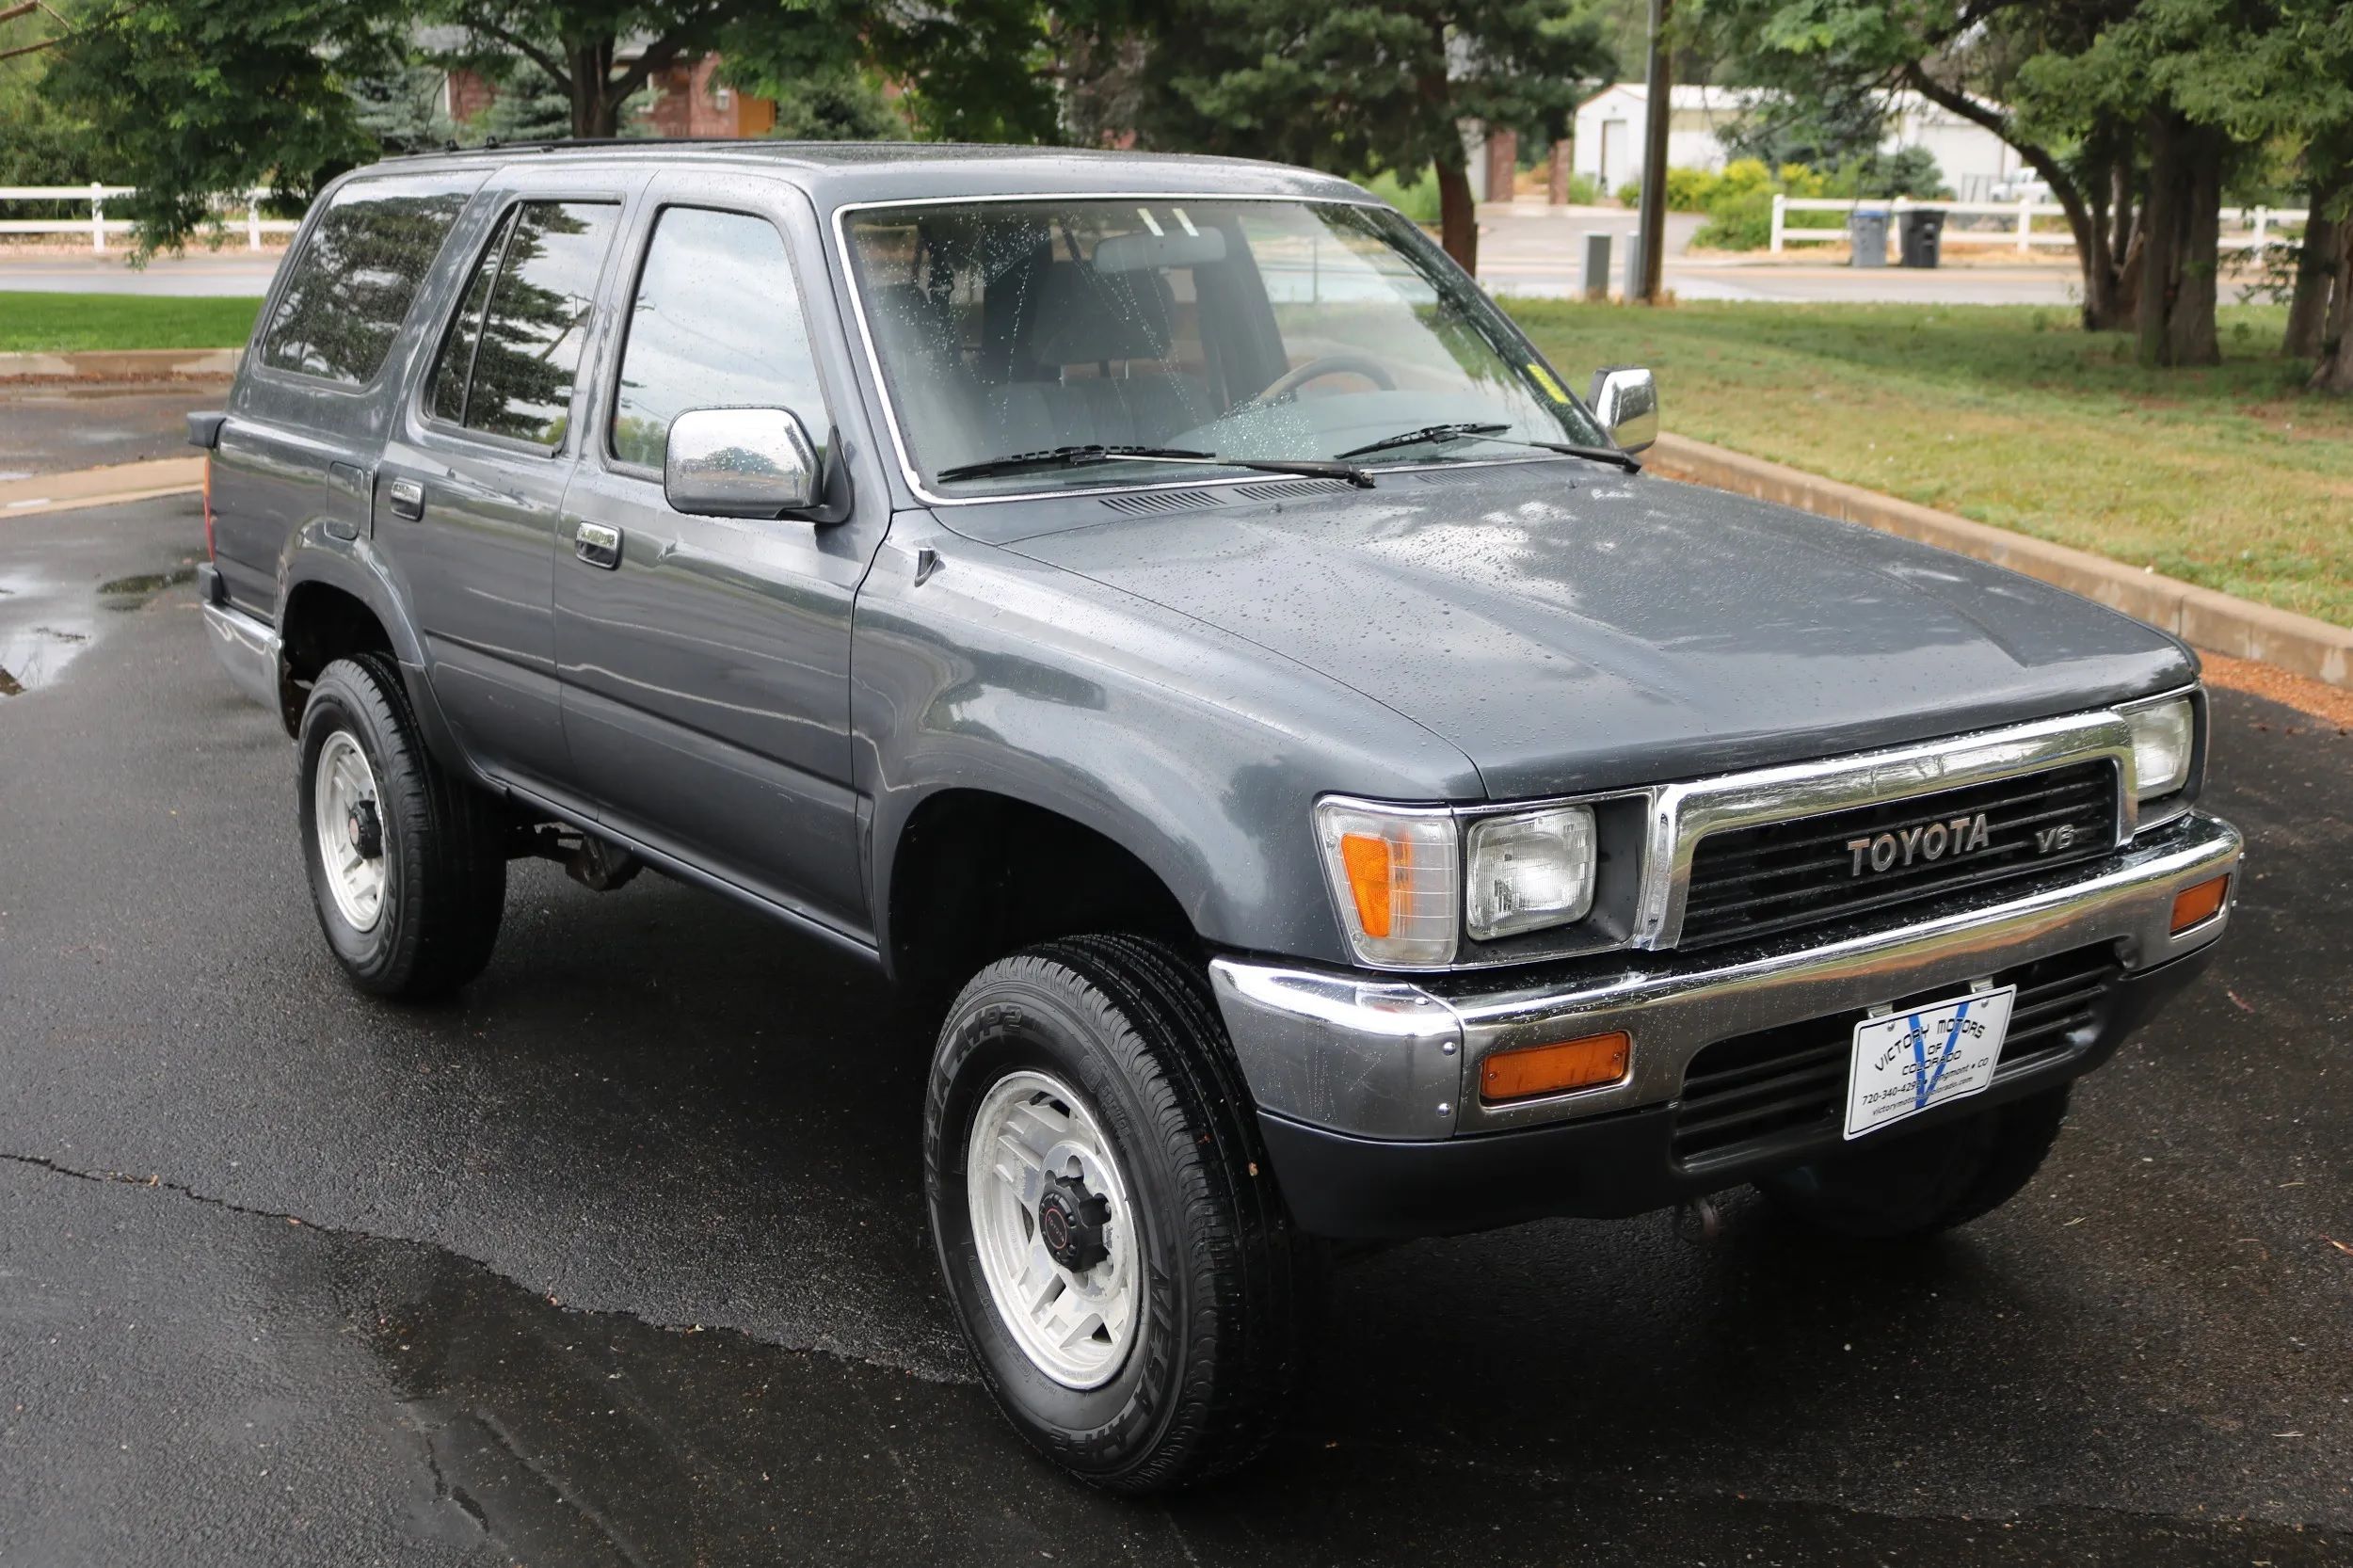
[0,379,228,479]
[1,496,2347,1566]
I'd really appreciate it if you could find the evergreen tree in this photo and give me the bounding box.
[1130,0,1616,272]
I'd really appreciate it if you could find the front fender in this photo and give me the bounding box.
[853,520,1481,968]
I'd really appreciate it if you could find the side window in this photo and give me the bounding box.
[261,176,471,384]
[610,207,826,471]
[427,209,514,425]
[424,200,618,447]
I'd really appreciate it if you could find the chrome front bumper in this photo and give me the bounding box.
[1210,810,2242,1142]
[196,563,280,711]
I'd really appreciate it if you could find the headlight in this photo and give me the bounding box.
[1465,805,1595,939]
[1313,800,1460,967]
[2122,694,2195,800]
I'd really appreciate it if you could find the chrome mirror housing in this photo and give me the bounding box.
[663,408,821,518]
[1586,367,1658,454]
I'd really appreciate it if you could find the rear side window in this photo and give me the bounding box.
[610,207,825,470]
[260,176,471,385]
[426,200,619,447]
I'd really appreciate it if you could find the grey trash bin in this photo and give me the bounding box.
[1898,208,1947,267]
[1848,208,1889,267]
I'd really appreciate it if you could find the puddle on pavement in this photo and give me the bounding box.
[98,564,199,605]
[0,557,192,696]
[0,622,96,695]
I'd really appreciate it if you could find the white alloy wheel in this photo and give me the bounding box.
[965,1069,1142,1389]
[312,729,388,932]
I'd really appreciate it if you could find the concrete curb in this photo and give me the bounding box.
[1647,431,2353,692]
[0,457,204,518]
[0,347,242,381]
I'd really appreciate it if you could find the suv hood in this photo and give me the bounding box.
[999,464,2194,799]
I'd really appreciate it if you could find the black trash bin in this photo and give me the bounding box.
[1848,208,1889,268]
[1898,207,1947,267]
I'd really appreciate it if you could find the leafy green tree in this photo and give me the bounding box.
[2107,0,2353,385]
[40,0,405,249]
[1130,0,1617,271]
[0,3,97,190]
[1689,0,2156,331]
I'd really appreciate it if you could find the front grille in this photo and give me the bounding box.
[1669,945,2122,1167]
[1678,761,2119,951]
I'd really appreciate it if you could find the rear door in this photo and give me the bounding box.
[211,172,480,613]
[552,173,883,934]
[372,169,640,801]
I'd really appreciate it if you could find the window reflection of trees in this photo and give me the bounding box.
[463,202,615,446]
[263,187,468,384]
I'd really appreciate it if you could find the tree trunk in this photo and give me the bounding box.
[2086,152,2139,331]
[2137,109,2224,369]
[1436,157,1478,274]
[2313,216,2353,394]
[1899,67,2117,332]
[2167,129,2222,365]
[2284,193,2342,360]
[568,37,619,137]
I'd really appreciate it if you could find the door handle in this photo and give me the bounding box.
[574,521,623,569]
[386,478,424,520]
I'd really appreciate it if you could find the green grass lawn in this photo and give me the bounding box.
[1505,299,2353,629]
[0,292,261,353]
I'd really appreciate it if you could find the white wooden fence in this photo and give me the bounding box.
[1769,193,2311,258]
[0,184,300,252]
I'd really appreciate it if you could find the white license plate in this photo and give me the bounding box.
[1844,984,2019,1140]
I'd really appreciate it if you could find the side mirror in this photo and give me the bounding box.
[664,408,821,518]
[1586,367,1658,454]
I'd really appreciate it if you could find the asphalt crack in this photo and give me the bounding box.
[0,1149,977,1386]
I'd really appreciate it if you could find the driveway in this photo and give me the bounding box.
[0,495,2346,1566]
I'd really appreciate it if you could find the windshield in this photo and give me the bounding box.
[841,198,1607,496]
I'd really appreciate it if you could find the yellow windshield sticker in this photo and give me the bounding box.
[1528,362,1569,402]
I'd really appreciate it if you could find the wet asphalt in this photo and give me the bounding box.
[0,493,2346,1567]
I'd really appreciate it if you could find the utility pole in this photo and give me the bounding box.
[1634,0,1673,303]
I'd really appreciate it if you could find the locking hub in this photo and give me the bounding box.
[1036,1174,1112,1272]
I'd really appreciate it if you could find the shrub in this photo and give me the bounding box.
[1613,181,1641,206]
[1663,166,1720,212]
[1360,167,1442,223]
[1563,172,1602,205]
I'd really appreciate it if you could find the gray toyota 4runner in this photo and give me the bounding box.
[193,143,2242,1492]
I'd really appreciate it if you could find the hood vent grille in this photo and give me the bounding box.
[1098,489,1227,517]
[1239,478,1354,501]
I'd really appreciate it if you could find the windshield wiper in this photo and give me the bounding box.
[936,443,1372,488]
[1336,423,1510,458]
[1336,424,1643,473]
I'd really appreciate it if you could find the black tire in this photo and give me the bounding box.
[923,934,1312,1493]
[296,652,506,1001]
[1758,1083,2073,1240]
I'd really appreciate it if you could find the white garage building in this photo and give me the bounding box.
[1569,84,2032,200]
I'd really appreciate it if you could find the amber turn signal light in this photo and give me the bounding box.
[2169,873,2230,934]
[1338,832,1398,938]
[1480,1031,1630,1104]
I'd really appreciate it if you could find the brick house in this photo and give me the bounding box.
[440,46,776,138]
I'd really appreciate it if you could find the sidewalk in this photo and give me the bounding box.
[0,457,203,519]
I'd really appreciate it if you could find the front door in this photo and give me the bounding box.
[552,182,876,936]
[375,184,632,799]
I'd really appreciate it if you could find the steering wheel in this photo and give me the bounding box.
[1253,353,1398,404]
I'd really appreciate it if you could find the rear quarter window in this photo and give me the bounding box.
[259,175,473,386]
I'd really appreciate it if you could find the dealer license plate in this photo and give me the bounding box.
[1844,984,2019,1140]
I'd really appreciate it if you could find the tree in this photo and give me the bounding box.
[40,0,406,249]
[433,0,742,137]
[2108,0,2353,386]
[1690,0,2160,331]
[1131,0,1617,271]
